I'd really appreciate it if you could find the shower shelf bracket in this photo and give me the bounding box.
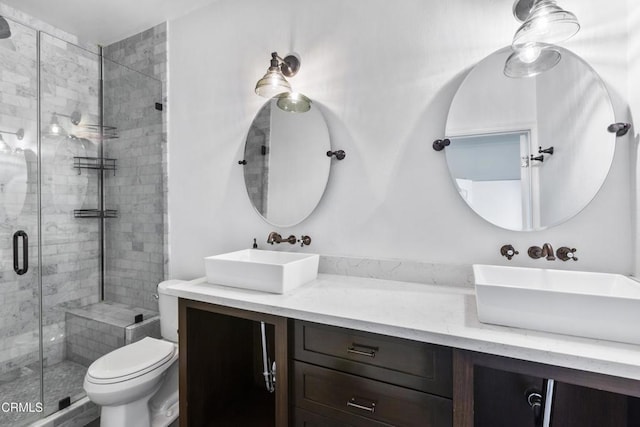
[74,209,118,219]
[73,156,117,175]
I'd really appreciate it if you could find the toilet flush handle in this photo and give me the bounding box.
[153,293,159,300]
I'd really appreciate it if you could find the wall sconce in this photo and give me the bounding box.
[505,0,579,78]
[255,52,301,98]
[45,111,82,136]
[0,127,24,153]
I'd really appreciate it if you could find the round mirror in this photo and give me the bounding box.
[444,46,615,231]
[243,96,331,227]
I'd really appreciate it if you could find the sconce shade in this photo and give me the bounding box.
[276,92,311,113]
[255,52,301,98]
[512,0,579,47]
[504,43,561,78]
[255,67,292,98]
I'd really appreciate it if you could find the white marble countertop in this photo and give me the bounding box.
[165,274,640,381]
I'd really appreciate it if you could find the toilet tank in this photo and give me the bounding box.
[157,280,182,343]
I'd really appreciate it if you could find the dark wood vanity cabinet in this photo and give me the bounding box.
[178,299,289,427]
[178,300,640,427]
[292,321,453,426]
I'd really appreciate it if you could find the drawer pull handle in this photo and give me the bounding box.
[347,397,376,413]
[347,344,378,358]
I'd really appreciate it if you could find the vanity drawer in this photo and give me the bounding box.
[294,321,452,397]
[294,361,452,427]
[294,407,356,426]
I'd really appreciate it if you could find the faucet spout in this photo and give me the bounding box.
[527,243,556,261]
[266,232,297,245]
[541,243,555,261]
[267,232,282,245]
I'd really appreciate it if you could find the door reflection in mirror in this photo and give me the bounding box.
[447,131,533,230]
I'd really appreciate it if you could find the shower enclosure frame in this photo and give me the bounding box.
[0,14,164,425]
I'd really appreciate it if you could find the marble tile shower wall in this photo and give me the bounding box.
[39,34,101,368]
[0,29,101,374]
[0,20,38,376]
[102,23,166,311]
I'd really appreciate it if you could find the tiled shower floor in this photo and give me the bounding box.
[0,360,87,426]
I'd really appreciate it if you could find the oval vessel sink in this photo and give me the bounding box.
[473,264,640,344]
[204,249,319,294]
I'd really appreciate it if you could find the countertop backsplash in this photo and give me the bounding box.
[318,255,474,288]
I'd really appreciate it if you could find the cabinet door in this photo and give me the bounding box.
[551,382,631,427]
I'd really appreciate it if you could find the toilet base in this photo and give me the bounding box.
[150,400,179,427]
[100,388,156,427]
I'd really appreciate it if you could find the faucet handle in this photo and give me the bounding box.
[556,247,578,262]
[299,235,312,247]
[528,246,543,259]
[500,244,519,260]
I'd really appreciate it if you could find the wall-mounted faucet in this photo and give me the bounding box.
[528,243,556,261]
[267,232,296,245]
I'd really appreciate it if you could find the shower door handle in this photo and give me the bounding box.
[13,230,28,275]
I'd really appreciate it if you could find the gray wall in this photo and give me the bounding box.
[102,23,167,311]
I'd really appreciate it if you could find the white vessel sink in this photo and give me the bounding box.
[204,249,319,294]
[473,264,640,344]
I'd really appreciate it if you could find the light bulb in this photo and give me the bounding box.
[518,44,542,63]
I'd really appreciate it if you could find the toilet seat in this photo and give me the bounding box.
[86,337,176,385]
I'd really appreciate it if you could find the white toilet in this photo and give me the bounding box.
[84,280,181,427]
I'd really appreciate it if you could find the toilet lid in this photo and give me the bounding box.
[87,337,176,381]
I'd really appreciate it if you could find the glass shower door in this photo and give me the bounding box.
[38,32,102,417]
[0,17,42,427]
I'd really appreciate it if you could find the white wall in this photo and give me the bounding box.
[168,0,634,280]
[629,0,640,277]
